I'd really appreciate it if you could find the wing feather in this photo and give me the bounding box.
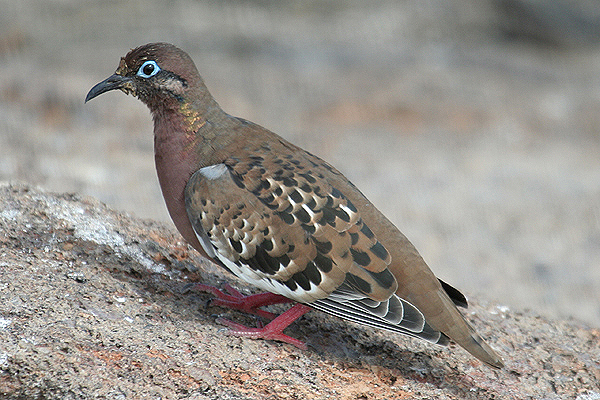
[184,150,447,344]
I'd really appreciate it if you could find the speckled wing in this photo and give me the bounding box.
[184,149,446,343]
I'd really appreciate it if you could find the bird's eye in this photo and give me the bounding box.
[137,60,161,78]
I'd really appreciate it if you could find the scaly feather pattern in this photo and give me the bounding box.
[184,145,447,344]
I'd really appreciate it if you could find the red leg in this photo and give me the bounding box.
[190,283,293,320]
[217,303,311,350]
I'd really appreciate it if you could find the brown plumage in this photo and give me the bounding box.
[86,42,504,368]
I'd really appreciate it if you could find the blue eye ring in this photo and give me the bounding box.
[137,60,161,78]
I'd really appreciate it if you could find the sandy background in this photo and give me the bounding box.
[1,0,599,329]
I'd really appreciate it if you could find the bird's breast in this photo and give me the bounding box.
[154,126,205,250]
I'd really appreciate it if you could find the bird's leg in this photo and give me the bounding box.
[216,303,311,350]
[190,283,293,320]
[189,284,310,348]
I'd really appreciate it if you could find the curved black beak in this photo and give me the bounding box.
[85,74,131,103]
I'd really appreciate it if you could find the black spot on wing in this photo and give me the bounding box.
[366,268,396,290]
[301,223,316,235]
[313,252,333,273]
[260,179,271,190]
[312,237,333,254]
[276,253,291,268]
[370,241,389,261]
[330,187,343,198]
[294,207,311,224]
[349,232,359,245]
[277,211,295,225]
[284,278,298,291]
[334,207,351,222]
[324,196,334,208]
[346,273,371,294]
[244,246,280,275]
[229,238,242,254]
[300,183,312,193]
[262,238,274,251]
[292,271,311,291]
[289,189,303,203]
[319,208,336,225]
[350,248,371,267]
[345,199,358,213]
[299,172,316,184]
[303,261,322,286]
[260,193,275,206]
[305,198,317,210]
[282,177,297,187]
[360,223,375,239]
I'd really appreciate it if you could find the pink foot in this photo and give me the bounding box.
[188,283,311,349]
[190,283,292,320]
[217,303,311,350]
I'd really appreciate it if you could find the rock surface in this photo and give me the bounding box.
[0,183,598,399]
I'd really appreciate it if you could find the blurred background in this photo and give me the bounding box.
[1,0,599,328]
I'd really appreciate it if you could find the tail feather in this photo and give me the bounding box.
[430,290,504,369]
[462,329,504,369]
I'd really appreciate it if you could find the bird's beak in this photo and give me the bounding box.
[85,74,132,103]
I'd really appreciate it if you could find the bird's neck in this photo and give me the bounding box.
[151,93,236,246]
[152,93,237,167]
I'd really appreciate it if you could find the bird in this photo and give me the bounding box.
[85,42,504,369]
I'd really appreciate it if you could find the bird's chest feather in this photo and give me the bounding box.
[153,122,204,247]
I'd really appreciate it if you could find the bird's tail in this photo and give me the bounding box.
[427,288,504,369]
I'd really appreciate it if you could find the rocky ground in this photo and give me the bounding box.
[1,183,599,399]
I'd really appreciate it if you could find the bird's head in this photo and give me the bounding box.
[85,43,203,110]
